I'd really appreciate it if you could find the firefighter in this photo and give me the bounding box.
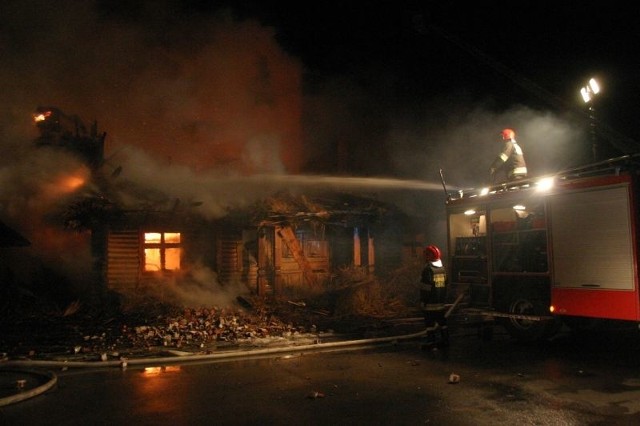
[489,128,528,182]
[420,244,449,347]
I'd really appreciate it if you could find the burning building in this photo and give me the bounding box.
[88,194,399,302]
[10,107,422,310]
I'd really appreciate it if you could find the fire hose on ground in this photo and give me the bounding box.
[0,294,466,406]
[0,368,57,407]
[0,326,432,407]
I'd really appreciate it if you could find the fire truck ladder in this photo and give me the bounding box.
[277,226,317,287]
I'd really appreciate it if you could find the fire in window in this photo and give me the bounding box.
[144,232,181,272]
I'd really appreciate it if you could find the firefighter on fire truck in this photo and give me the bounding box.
[489,128,527,182]
[420,245,449,346]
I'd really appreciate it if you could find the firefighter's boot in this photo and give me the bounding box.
[438,325,450,348]
[421,328,436,350]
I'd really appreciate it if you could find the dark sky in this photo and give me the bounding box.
[228,1,640,180]
[257,2,637,111]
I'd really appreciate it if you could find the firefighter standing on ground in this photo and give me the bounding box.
[489,128,527,181]
[420,245,448,346]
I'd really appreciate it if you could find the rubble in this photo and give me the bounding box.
[0,261,424,362]
[0,302,326,361]
[0,294,409,362]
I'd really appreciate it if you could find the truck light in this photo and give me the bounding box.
[549,305,555,313]
[536,177,554,192]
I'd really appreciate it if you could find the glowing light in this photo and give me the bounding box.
[60,175,85,191]
[464,209,476,216]
[580,88,590,103]
[144,367,162,375]
[164,232,181,243]
[549,305,555,313]
[580,78,600,103]
[45,170,88,197]
[536,177,555,192]
[33,111,52,122]
[144,249,161,271]
[143,366,182,377]
[479,187,490,196]
[144,232,182,272]
[145,233,161,243]
[513,204,526,211]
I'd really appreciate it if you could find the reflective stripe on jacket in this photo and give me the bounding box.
[491,139,527,177]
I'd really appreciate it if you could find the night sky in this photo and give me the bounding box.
[249,1,640,179]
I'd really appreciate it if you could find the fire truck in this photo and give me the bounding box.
[444,154,640,341]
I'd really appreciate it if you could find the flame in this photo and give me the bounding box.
[58,174,86,192]
[33,111,52,122]
[41,168,89,200]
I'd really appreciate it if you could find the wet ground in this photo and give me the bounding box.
[3,319,640,425]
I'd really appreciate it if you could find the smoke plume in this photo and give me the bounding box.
[0,1,303,306]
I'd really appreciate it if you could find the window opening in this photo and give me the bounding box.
[144,232,181,272]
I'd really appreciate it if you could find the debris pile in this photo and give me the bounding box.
[119,304,329,351]
[0,298,336,361]
[0,260,425,362]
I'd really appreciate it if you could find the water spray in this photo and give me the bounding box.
[236,174,446,192]
[439,168,451,200]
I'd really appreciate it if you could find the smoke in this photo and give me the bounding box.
[0,1,303,175]
[0,145,94,305]
[0,1,303,305]
[300,62,592,191]
[388,100,589,188]
[0,1,602,307]
[107,145,287,219]
[299,63,590,252]
[162,262,247,308]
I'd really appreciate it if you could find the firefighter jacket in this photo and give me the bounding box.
[490,138,527,180]
[420,262,447,305]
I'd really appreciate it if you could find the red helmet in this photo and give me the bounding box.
[501,128,515,140]
[424,245,441,262]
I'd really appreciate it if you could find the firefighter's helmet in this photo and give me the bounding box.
[424,245,441,262]
[501,128,515,140]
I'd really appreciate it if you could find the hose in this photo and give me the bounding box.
[0,368,57,407]
[1,327,431,370]
[0,325,442,406]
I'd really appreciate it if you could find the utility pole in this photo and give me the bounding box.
[580,78,600,163]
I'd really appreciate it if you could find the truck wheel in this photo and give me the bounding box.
[478,324,494,341]
[502,298,556,342]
